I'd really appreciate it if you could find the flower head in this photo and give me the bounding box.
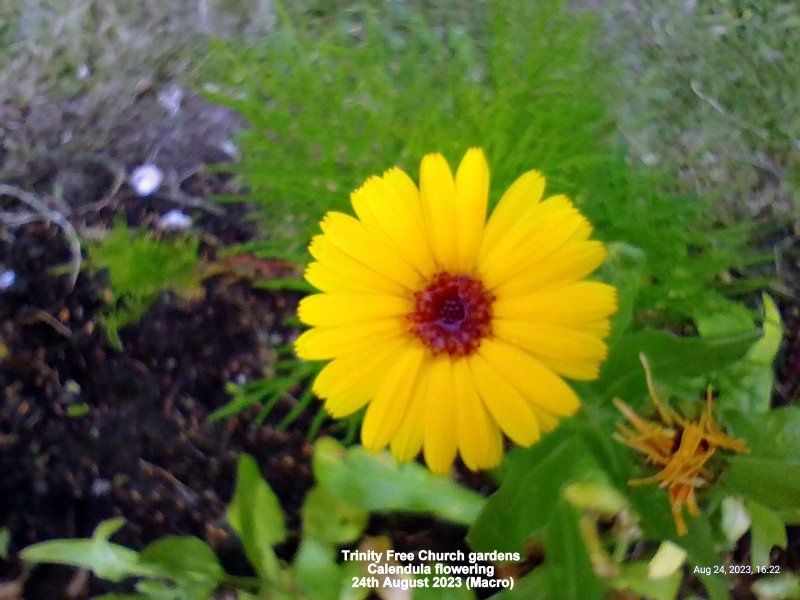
[614,355,749,535]
[296,149,617,473]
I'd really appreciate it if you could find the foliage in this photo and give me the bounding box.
[467,253,797,600]
[607,0,800,221]
[21,445,484,599]
[84,218,200,349]
[0,0,274,104]
[210,343,323,431]
[202,0,753,321]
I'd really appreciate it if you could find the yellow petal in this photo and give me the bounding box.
[313,337,406,407]
[534,407,560,433]
[383,166,422,212]
[453,358,503,470]
[480,170,545,256]
[478,337,580,416]
[493,282,617,324]
[320,212,423,289]
[294,318,408,360]
[454,148,489,272]
[420,153,459,271]
[492,241,607,297]
[493,320,609,364]
[351,176,437,277]
[581,319,612,338]
[479,196,592,288]
[423,356,459,474]
[389,360,431,462]
[468,351,540,446]
[307,236,407,296]
[361,344,426,451]
[297,293,410,327]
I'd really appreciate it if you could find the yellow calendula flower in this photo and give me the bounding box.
[614,356,749,535]
[295,148,617,473]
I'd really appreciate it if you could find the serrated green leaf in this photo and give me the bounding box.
[597,329,759,405]
[721,407,800,518]
[468,436,600,553]
[713,294,783,413]
[313,438,484,526]
[745,500,787,567]
[226,453,285,579]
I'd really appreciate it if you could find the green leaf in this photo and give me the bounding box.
[313,438,485,526]
[722,407,800,518]
[745,500,787,567]
[226,453,285,579]
[292,538,346,600]
[597,328,759,404]
[610,561,682,600]
[139,536,225,593]
[749,294,783,365]
[722,406,800,458]
[95,517,127,539]
[712,294,783,413]
[469,435,601,553]
[21,519,141,582]
[598,242,646,345]
[301,486,368,545]
[726,457,800,517]
[694,302,755,338]
[680,518,733,600]
[541,502,604,600]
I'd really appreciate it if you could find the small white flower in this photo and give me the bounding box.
[158,209,192,231]
[0,270,16,289]
[219,140,239,160]
[130,164,164,197]
[158,84,184,117]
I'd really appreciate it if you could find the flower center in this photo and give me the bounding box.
[408,272,494,356]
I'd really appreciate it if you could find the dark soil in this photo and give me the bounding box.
[0,89,491,599]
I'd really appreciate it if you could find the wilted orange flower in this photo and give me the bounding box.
[614,355,748,536]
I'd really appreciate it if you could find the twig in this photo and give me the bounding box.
[19,307,73,338]
[0,184,82,290]
[139,458,200,505]
[72,162,127,215]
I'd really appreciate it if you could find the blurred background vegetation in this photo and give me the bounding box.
[4,0,798,322]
